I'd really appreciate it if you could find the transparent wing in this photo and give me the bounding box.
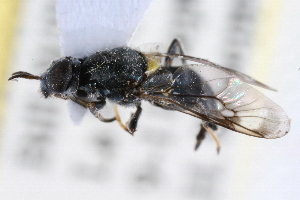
[140,60,290,139]
[155,53,277,91]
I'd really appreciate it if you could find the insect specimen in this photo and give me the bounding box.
[8,39,290,152]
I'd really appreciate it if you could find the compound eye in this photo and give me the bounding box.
[46,58,73,93]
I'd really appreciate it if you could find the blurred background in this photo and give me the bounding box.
[0,0,300,199]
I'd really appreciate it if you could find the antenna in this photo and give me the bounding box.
[8,71,41,81]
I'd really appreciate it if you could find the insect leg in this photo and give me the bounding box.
[125,103,142,134]
[194,127,206,151]
[195,122,220,153]
[165,38,186,66]
[113,106,130,133]
[70,97,88,107]
[87,102,116,122]
[113,104,142,135]
[167,38,185,55]
[70,97,115,122]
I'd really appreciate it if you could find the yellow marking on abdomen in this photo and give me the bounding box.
[145,54,161,74]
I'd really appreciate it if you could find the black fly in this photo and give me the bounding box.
[8,39,290,152]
